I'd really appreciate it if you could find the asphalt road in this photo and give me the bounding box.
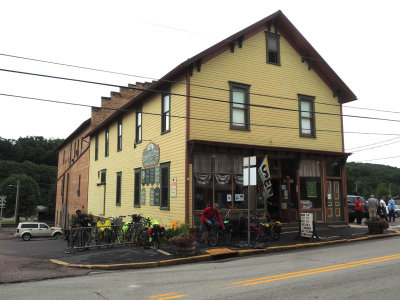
[1,236,400,299]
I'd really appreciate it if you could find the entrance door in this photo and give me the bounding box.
[326,180,343,221]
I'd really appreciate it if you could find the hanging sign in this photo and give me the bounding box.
[142,142,160,167]
[258,155,273,199]
[171,177,177,198]
[300,212,313,238]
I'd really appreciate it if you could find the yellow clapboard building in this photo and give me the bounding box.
[86,10,357,226]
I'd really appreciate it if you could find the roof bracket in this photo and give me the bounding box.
[267,21,272,32]
[301,50,308,63]
[238,35,244,48]
[333,86,345,102]
[189,63,194,77]
[230,40,236,53]
[307,58,314,70]
[196,58,203,72]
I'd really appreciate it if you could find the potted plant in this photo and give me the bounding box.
[167,222,196,256]
[365,217,389,234]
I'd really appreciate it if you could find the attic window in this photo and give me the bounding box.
[265,32,280,65]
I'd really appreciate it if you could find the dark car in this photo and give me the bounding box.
[347,195,368,223]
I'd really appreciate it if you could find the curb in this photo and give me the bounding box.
[50,232,400,270]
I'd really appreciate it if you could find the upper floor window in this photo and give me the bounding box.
[136,108,142,143]
[95,135,99,161]
[160,162,170,210]
[105,127,109,157]
[134,168,141,207]
[265,32,280,65]
[298,95,316,138]
[161,93,170,133]
[117,118,122,151]
[116,172,122,206]
[229,82,250,130]
[100,169,107,184]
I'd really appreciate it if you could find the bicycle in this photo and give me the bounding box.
[207,210,232,247]
[249,212,281,242]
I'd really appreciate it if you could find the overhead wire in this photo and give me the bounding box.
[347,137,400,151]
[2,92,400,137]
[2,67,400,125]
[1,51,398,114]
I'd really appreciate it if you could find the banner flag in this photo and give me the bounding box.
[258,155,273,200]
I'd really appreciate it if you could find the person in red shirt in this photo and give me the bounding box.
[200,203,225,245]
[355,197,364,225]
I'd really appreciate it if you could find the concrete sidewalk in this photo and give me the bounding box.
[51,223,400,269]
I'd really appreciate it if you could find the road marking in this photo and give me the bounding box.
[149,292,188,300]
[149,293,177,298]
[156,249,173,256]
[220,253,400,289]
[156,295,187,300]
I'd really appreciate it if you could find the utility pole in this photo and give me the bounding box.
[14,181,20,223]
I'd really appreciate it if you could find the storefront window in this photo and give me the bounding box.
[194,174,212,210]
[326,161,341,177]
[300,159,322,209]
[300,178,322,208]
[233,175,247,209]
[214,174,231,209]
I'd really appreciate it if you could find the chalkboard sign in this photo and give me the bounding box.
[301,212,313,238]
[154,187,160,206]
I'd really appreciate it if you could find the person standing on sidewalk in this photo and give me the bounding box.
[388,196,396,222]
[367,195,378,218]
[355,197,364,225]
[379,196,388,221]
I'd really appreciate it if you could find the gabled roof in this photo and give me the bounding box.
[87,10,357,138]
[58,118,91,150]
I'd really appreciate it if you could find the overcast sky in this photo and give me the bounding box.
[1,0,400,168]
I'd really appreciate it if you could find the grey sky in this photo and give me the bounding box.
[1,0,400,167]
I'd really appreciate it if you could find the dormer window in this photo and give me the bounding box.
[265,32,280,65]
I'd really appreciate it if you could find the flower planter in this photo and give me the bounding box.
[174,240,196,257]
[368,224,383,234]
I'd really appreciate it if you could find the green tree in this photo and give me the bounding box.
[376,183,389,201]
[0,174,40,218]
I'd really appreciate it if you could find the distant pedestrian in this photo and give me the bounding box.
[367,195,378,218]
[379,196,388,221]
[388,196,396,222]
[355,197,364,225]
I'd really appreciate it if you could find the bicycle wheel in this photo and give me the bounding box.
[209,226,218,247]
[153,232,161,249]
[271,225,281,241]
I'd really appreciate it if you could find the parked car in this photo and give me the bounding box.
[14,222,63,241]
[347,195,368,223]
[395,205,400,218]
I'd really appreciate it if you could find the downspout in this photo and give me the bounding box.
[185,69,190,224]
[340,103,349,223]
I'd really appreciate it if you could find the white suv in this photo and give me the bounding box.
[14,222,63,241]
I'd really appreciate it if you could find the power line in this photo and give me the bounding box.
[3,51,399,115]
[347,137,400,151]
[2,67,400,124]
[2,92,400,137]
[361,155,400,162]
[351,139,400,153]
